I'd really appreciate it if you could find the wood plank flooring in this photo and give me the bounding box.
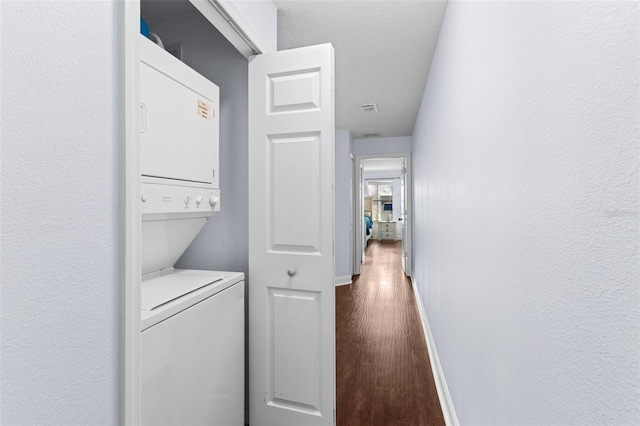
[336,240,445,426]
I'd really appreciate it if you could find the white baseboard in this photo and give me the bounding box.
[411,277,459,426]
[335,275,352,286]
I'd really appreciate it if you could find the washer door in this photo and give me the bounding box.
[141,281,244,426]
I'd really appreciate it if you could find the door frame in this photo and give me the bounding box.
[122,1,269,424]
[349,154,355,277]
[353,161,363,274]
[354,153,413,277]
[123,2,141,424]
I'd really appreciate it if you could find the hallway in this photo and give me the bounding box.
[336,241,444,426]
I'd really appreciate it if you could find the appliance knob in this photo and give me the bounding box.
[141,194,148,202]
[196,195,203,206]
[184,195,192,206]
[209,194,219,206]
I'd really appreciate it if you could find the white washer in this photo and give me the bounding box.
[141,269,244,426]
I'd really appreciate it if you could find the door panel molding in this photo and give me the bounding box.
[267,288,322,414]
[267,132,322,253]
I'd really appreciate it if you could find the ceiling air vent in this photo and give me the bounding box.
[362,132,381,138]
[360,103,378,113]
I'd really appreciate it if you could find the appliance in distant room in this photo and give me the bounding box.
[138,34,244,425]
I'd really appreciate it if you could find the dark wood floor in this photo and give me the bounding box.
[336,240,445,426]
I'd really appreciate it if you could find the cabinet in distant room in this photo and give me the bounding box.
[378,221,396,242]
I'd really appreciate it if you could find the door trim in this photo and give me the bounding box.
[349,154,355,278]
[123,1,141,424]
[208,0,272,55]
[354,153,412,277]
[190,0,271,58]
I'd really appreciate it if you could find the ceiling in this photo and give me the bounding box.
[275,0,447,138]
[141,0,447,139]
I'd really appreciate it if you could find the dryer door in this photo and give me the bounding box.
[139,36,219,186]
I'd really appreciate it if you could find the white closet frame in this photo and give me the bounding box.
[122,1,268,423]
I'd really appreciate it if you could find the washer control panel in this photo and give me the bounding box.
[141,183,220,215]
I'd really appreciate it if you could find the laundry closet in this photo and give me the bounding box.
[129,1,336,424]
[138,1,251,424]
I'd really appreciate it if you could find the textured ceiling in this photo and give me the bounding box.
[275,0,447,138]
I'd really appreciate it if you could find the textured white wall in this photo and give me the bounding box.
[412,1,639,424]
[1,1,120,424]
[335,129,353,282]
[353,136,412,156]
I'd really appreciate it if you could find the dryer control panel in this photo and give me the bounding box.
[141,183,220,215]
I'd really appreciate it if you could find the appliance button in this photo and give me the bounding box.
[209,194,219,206]
[141,194,148,202]
[196,195,203,206]
[184,195,192,206]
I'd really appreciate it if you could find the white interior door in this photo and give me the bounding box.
[360,165,365,261]
[349,156,355,277]
[401,162,407,273]
[401,158,410,275]
[248,44,335,426]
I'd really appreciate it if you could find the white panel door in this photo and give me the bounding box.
[401,162,407,273]
[401,158,411,275]
[248,44,335,426]
[360,165,365,263]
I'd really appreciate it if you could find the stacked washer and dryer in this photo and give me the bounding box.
[138,34,244,425]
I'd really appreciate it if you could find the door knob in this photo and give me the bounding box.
[287,269,296,277]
